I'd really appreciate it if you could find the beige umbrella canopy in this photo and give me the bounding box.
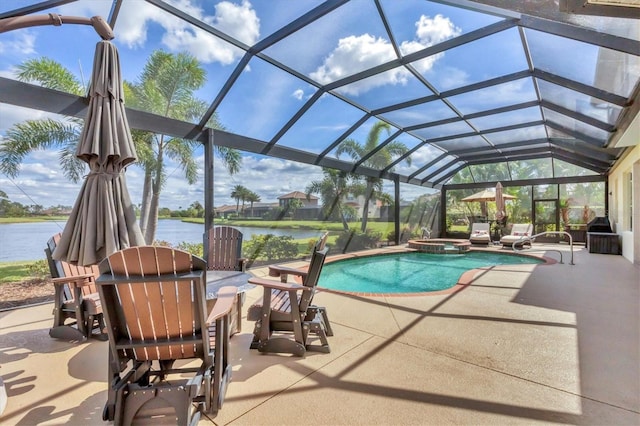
[461,188,515,218]
[461,189,516,203]
[53,40,144,266]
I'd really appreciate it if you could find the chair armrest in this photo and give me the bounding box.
[237,258,248,272]
[268,265,308,282]
[51,274,95,286]
[248,276,306,291]
[206,286,237,326]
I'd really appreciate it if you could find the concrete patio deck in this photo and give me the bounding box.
[1,243,638,425]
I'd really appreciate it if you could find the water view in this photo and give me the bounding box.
[0,220,321,262]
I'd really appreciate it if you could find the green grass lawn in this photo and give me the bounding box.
[183,218,396,236]
[0,216,68,224]
[0,261,41,283]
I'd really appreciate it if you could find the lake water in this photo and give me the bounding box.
[0,220,321,262]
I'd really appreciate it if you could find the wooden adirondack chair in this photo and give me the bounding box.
[45,233,106,341]
[205,225,248,335]
[97,246,236,425]
[247,245,330,356]
[206,226,247,271]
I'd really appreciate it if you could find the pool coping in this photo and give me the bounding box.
[316,246,557,298]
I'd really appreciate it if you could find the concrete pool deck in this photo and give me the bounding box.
[1,243,638,425]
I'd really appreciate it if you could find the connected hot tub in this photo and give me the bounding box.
[407,238,471,254]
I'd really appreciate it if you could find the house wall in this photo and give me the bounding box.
[608,143,639,264]
[343,194,382,220]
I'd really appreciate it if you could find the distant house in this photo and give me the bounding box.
[276,191,321,220]
[214,204,241,218]
[342,194,384,220]
[247,202,278,218]
[277,191,318,208]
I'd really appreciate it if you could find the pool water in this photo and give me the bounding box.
[318,251,543,294]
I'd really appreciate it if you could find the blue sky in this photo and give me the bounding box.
[2,0,624,210]
[0,0,470,209]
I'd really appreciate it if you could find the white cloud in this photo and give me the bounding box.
[209,0,260,46]
[0,104,63,133]
[116,0,258,65]
[309,14,461,96]
[193,155,324,209]
[435,66,469,90]
[409,14,461,51]
[0,31,36,56]
[292,89,304,100]
[310,33,399,91]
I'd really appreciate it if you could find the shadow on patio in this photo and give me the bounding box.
[1,244,638,425]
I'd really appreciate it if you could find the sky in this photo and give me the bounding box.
[1,0,622,210]
[0,0,470,209]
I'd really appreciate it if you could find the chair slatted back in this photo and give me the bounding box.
[46,233,100,297]
[207,226,243,271]
[470,223,490,234]
[98,246,208,363]
[510,223,533,236]
[298,247,328,315]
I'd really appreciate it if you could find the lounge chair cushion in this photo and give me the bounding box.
[469,223,491,245]
[501,224,534,246]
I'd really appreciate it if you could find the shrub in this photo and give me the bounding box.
[243,234,299,262]
[306,237,318,253]
[335,230,381,253]
[28,259,50,278]
[175,242,204,258]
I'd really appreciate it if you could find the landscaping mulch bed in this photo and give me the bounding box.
[0,279,54,310]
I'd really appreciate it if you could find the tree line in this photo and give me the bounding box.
[0,190,206,219]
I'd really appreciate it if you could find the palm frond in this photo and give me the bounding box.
[16,58,84,95]
[165,138,199,184]
[0,119,81,180]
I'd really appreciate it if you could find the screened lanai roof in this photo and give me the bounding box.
[1,0,639,190]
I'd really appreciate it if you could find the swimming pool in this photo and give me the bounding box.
[317,251,544,295]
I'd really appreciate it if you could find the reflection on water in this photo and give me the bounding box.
[0,220,320,262]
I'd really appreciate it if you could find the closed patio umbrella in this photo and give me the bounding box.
[53,40,144,266]
[495,182,506,222]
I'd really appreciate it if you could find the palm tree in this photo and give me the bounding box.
[286,198,304,219]
[306,168,358,231]
[231,184,248,215]
[0,53,241,244]
[246,190,261,217]
[125,50,240,243]
[336,121,411,232]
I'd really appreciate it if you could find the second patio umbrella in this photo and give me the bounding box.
[495,182,506,222]
[53,40,144,266]
[461,188,515,218]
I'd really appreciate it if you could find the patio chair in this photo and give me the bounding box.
[266,232,332,337]
[205,225,248,336]
[500,223,534,248]
[247,244,330,356]
[206,225,247,272]
[469,223,491,245]
[266,231,328,281]
[96,246,236,425]
[45,233,106,341]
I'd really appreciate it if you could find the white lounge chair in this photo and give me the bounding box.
[469,223,491,245]
[500,223,534,248]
